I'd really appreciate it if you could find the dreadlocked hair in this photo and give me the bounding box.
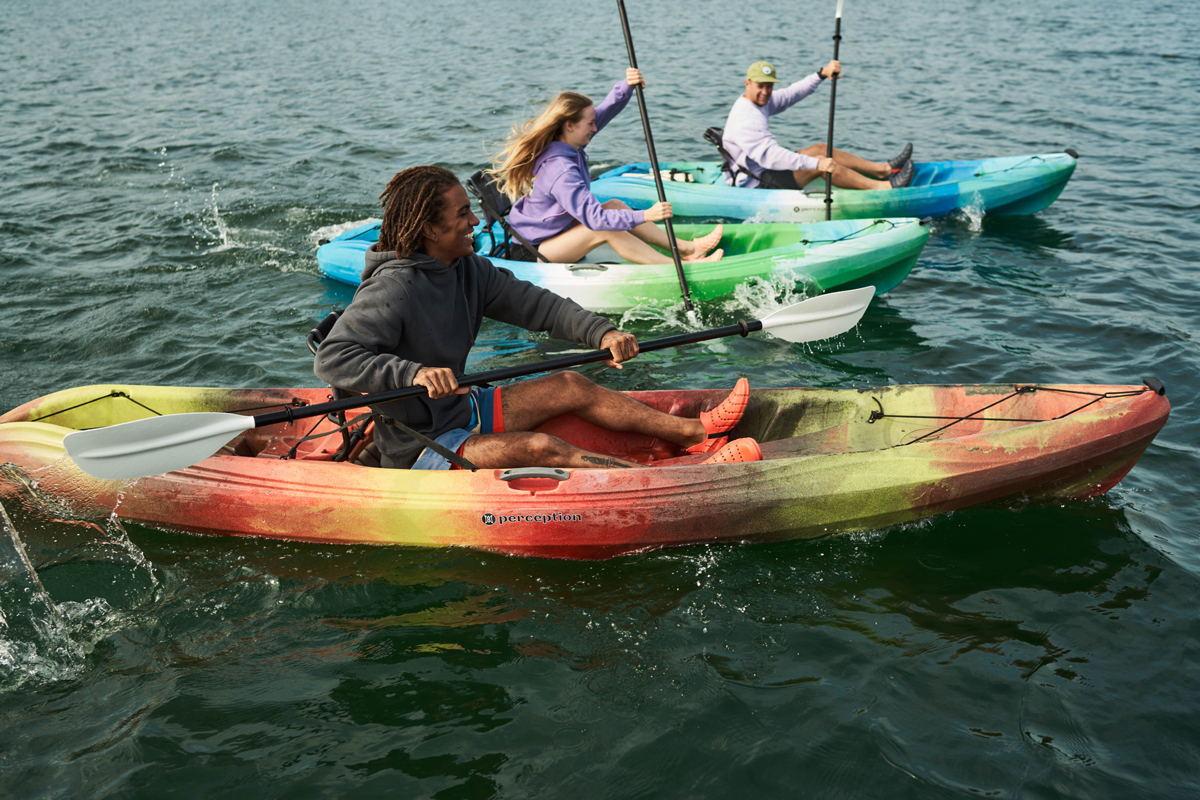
[377,165,461,257]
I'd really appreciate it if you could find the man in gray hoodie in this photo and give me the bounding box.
[314,166,758,471]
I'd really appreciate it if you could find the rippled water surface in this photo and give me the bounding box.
[3,0,1200,796]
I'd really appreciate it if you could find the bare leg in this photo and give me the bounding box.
[537,223,672,265]
[800,145,891,178]
[501,371,706,447]
[538,224,721,266]
[791,144,893,190]
[600,200,722,260]
[459,371,709,469]
[462,431,642,469]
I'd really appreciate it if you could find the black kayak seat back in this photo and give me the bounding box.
[466,170,513,229]
[465,170,548,263]
[304,308,366,462]
[306,309,343,356]
[703,126,761,185]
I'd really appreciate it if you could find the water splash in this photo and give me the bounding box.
[0,501,90,691]
[618,300,696,332]
[200,182,294,256]
[0,465,161,692]
[0,463,157,585]
[952,190,987,232]
[617,268,819,335]
[205,181,230,249]
[727,266,817,319]
[311,217,381,245]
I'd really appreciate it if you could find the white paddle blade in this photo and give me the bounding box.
[760,285,875,343]
[63,412,257,480]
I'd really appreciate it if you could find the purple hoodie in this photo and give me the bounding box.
[507,81,646,244]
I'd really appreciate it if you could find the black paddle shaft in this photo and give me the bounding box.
[615,0,694,311]
[824,15,842,221]
[252,321,763,428]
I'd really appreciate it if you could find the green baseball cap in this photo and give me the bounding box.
[746,61,780,83]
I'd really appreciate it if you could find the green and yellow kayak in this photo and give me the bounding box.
[0,379,1168,559]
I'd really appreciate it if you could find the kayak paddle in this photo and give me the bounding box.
[63,286,875,480]
[615,0,694,312]
[824,0,844,221]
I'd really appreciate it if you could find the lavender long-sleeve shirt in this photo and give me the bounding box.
[508,81,646,244]
[721,73,825,188]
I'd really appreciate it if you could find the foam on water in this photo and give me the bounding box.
[312,218,381,244]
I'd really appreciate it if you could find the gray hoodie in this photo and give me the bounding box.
[313,244,616,469]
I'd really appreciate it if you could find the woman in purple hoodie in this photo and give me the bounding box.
[491,69,723,265]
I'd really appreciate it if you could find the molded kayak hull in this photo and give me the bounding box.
[317,218,929,312]
[0,380,1167,559]
[590,152,1078,223]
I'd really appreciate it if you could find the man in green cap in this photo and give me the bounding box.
[719,59,913,191]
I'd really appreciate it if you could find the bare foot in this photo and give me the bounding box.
[683,223,723,259]
[683,248,724,263]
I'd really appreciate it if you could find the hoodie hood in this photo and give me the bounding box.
[532,140,587,180]
[361,244,449,282]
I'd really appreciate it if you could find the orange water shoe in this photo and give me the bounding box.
[686,377,750,454]
[700,438,762,465]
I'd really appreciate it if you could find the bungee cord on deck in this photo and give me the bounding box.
[868,384,1159,447]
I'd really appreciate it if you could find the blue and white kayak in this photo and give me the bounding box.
[589,151,1078,224]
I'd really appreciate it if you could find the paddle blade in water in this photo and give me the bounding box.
[63,412,257,480]
[759,285,874,343]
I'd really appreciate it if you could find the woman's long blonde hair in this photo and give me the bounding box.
[489,91,594,201]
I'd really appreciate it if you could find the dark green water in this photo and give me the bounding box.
[3,0,1199,796]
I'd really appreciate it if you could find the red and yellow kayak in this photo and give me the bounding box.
[0,381,1168,559]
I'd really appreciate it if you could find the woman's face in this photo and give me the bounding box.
[559,105,597,148]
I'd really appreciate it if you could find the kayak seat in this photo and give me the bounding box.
[306,311,474,469]
[704,127,762,187]
[466,170,549,263]
[348,422,381,467]
[219,437,257,458]
[307,310,378,465]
